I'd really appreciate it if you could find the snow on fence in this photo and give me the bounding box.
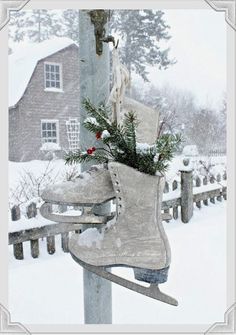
[9,169,227,260]
[207,149,226,157]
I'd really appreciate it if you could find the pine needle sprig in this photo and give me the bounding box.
[65,150,109,165]
[65,99,182,175]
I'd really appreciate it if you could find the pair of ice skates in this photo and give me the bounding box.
[41,162,178,306]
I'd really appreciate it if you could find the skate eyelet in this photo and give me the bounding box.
[115,181,119,185]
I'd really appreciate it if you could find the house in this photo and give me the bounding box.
[9,37,80,162]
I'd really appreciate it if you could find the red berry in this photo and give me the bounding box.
[92,147,96,152]
[96,132,102,139]
[87,148,93,155]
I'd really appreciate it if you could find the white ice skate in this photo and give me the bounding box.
[69,162,178,306]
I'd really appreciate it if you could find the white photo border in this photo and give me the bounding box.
[0,0,235,334]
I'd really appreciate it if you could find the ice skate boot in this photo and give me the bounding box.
[69,162,178,306]
[40,165,116,224]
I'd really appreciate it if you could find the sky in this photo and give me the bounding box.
[143,9,227,109]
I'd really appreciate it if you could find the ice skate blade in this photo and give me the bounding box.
[70,253,178,306]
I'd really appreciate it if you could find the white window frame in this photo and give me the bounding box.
[44,62,63,92]
[41,119,60,145]
[66,118,80,151]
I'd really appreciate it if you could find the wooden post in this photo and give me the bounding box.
[180,169,193,223]
[13,243,24,260]
[203,176,208,206]
[47,236,55,254]
[30,239,39,258]
[195,176,201,209]
[61,232,69,252]
[79,10,112,324]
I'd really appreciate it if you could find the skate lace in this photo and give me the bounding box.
[109,165,123,216]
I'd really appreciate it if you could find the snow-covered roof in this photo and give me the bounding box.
[9,37,78,108]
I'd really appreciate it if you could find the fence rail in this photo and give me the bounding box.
[9,169,227,260]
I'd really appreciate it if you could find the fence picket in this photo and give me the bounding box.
[209,176,215,204]
[11,205,21,221]
[30,239,39,258]
[172,180,178,191]
[164,181,169,193]
[61,232,69,252]
[27,202,37,218]
[13,242,24,260]
[216,174,222,202]
[173,206,178,220]
[203,176,208,206]
[47,236,55,255]
[195,176,201,209]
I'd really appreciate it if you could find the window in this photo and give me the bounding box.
[66,118,80,151]
[41,120,59,144]
[44,62,62,90]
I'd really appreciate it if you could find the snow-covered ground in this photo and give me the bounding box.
[8,156,227,324]
[9,201,226,325]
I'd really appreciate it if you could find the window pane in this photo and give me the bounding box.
[55,65,59,73]
[51,65,54,72]
[45,64,49,71]
[52,123,56,130]
[51,73,55,80]
[55,82,60,88]
[51,81,55,87]
[46,81,50,87]
[47,123,51,130]
[56,74,60,80]
[42,123,46,130]
[52,131,56,137]
[46,73,50,80]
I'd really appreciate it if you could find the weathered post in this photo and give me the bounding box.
[79,10,112,324]
[180,169,193,223]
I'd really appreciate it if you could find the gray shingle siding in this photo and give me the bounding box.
[9,44,80,162]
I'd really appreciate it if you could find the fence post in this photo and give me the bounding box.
[180,169,193,223]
